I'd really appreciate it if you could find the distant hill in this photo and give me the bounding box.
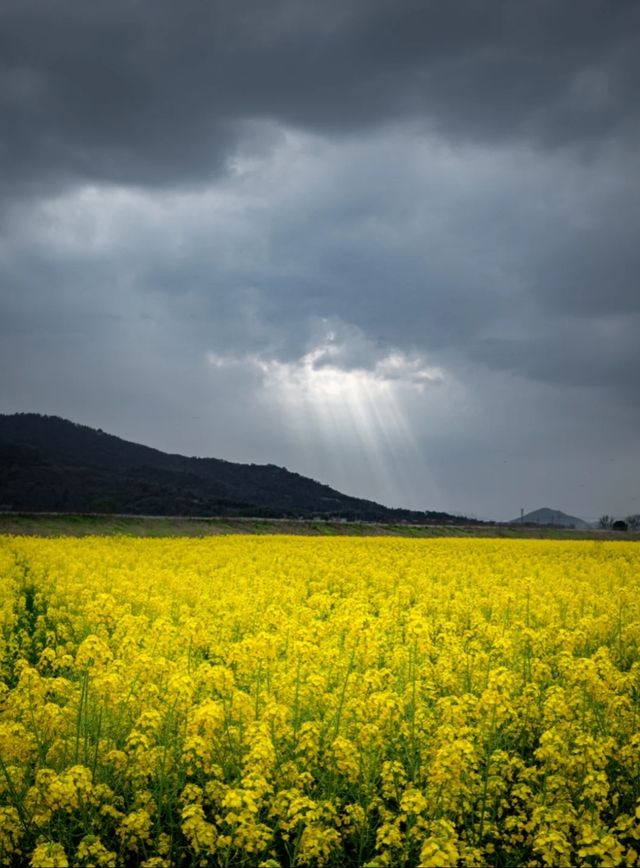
[0,413,471,523]
[509,507,591,530]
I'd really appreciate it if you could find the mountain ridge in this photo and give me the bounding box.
[0,413,471,523]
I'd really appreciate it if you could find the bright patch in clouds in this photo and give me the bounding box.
[208,330,445,508]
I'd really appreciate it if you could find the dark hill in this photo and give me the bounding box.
[0,413,467,523]
[509,507,590,530]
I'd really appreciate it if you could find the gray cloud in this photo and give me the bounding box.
[1,0,639,519]
[2,0,639,198]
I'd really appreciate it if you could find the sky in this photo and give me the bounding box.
[1,0,639,521]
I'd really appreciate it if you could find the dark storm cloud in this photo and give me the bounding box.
[473,317,640,395]
[2,0,639,198]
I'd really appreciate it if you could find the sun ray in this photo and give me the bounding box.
[257,347,442,508]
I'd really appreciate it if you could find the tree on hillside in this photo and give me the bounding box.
[598,515,612,529]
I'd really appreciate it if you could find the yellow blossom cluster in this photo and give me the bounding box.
[0,534,639,866]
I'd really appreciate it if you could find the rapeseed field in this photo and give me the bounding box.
[0,535,639,867]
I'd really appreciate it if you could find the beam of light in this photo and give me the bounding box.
[209,340,446,509]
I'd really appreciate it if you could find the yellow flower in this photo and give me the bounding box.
[76,835,117,867]
[30,842,69,868]
[117,809,153,850]
[1,533,639,868]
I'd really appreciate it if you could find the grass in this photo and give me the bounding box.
[0,512,638,540]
